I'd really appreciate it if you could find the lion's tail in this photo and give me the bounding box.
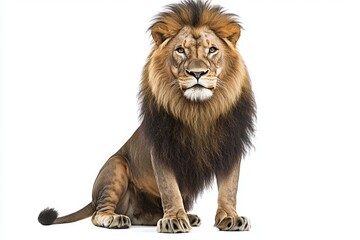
[38,203,95,225]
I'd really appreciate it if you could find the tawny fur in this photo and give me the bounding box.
[38,0,255,233]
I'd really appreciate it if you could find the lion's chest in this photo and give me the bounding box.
[148,124,238,196]
[141,97,253,200]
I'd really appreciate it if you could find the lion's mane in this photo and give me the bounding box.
[139,0,256,209]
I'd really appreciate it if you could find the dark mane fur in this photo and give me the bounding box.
[141,88,256,210]
[149,0,240,36]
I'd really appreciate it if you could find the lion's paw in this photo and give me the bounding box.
[108,214,131,229]
[187,214,201,227]
[215,213,250,231]
[92,213,131,229]
[157,216,191,233]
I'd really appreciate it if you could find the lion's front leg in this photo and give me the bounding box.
[215,160,251,231]
[151,153,191,233]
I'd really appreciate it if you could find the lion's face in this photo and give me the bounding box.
[170,26,224,102]
[144,11,249,130]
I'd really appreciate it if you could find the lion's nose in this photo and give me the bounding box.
[186,70,209,80]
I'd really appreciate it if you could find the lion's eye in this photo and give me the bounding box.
[176,47,185,54]
[209,47,218,54]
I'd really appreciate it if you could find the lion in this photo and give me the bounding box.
[38,0,256,233]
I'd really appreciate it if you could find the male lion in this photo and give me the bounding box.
[38,0,256,233]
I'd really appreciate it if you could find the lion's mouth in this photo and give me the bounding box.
[184,84,214,91]
[179,79,216,101]
[183,85,214,102]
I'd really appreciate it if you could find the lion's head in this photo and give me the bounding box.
[141,0,253,132]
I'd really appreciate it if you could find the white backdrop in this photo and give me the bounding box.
[1,0,360,239]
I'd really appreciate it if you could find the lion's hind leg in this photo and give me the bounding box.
[91,155,131,229]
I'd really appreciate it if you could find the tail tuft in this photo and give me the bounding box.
[38,208,58,225]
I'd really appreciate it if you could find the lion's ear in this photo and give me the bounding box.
[217,23,241,46]
[151,22,171,46]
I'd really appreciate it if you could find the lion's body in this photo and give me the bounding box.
[38,0,256,233]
